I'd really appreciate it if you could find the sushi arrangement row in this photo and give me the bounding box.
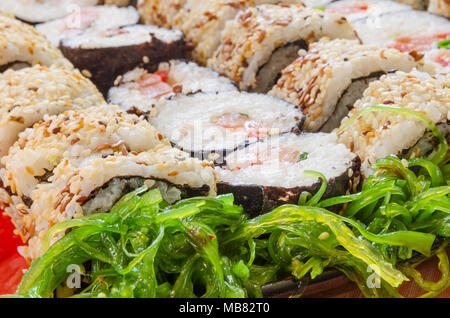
[0,0,448,266]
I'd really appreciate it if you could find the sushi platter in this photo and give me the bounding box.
[0,0,449,298]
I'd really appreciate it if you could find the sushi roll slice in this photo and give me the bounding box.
[216,132,361,216]
[35,5,140,47]
[23,144,216,260]
[108,60,238,116]
[337,70,450,176]
[268,38,419,132]
[428,0,450,18]
[208,4,357,92]
[0,14,71,71]
[352,10,450,74]
[150,91,305,163]
[171,0,300,65]
[0,0,99,24]
[60,24,187,95]
[1,105,168,242]
[137,0,187,28]
[0,64,105,159]
[325,0,412,22]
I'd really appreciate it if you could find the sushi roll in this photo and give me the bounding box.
[428,0,450,18]
[268,38,419,132]
[23,144,216,260]
[337,70,450,176]
[171,0,300,65]
[325,0,412,22]
[1,105,169,242]
[137,0,187,28]
[208,4,357,92]
[217,132,361,216]
[0,64,105,159]
[0,0,99,24]
[0,14,71,71]
[352,10,450,74]
[35,5,140,47]
[108,60,238,116]
[59,24,187,95]
[150,91,305,163]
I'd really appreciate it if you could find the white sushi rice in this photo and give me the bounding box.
[108,60,237,113]
[0,64,105,159]
[269,37,418,132]
[151,91,305,153]
[325,0,412,22]
[35,5,139,46]
[337,70,450,175]
[208,4,357,91]
[62,24,184,49]
[0,0,98,23]
[217,132,357,188]
[423,49,450,74]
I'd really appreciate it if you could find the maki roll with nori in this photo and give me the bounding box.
[0,64,105,159]
[0,14,71,71]
[150,91,305,163]
[208,4,357,92]
[35,5,139,46]
[108,60,237,116]
[337,70,450,176]
[216,132,361,216]
[60,24,187,95]
[0,0,99,24]
[268,38,418,132]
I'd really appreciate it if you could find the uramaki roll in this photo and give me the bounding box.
[337,70,450,176]
[24,144,216,260]
[268,38,418,132]
[0,14,71,71]
[0,64,105,159]
[208,4,357,92]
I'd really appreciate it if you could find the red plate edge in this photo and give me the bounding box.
[0,210,28,295]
